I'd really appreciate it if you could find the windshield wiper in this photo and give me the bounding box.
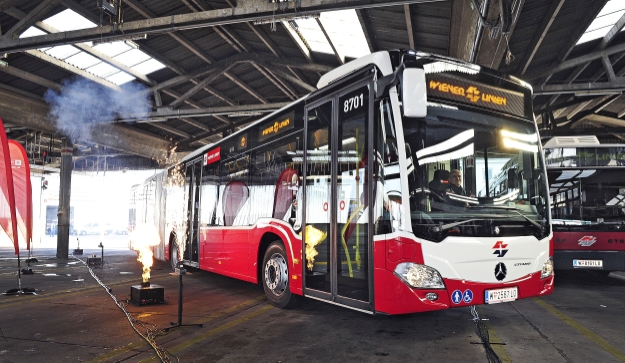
[439,215,504,231]
[469,205,542,229]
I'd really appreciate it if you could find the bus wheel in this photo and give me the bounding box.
[262,242,298,309]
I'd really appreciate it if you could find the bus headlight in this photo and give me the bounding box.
[394,263,445,289]
[541,257,554,279]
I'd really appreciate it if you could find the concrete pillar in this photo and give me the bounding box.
[56,138,73,259]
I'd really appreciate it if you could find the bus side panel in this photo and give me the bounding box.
[251,219,303,295]
[222,228,249,277]
[199,226,222,272]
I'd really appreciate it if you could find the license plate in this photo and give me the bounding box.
[573,259,603,268]
[484,287,518,304]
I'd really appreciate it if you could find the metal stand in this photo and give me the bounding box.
[164,263,202,331]
[3,253,36,295]
[98,242,104,268]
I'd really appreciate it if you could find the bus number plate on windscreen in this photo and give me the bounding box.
[484,287,518,304]
[573,259,603,268]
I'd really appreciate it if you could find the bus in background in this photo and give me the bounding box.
[544,136,625,274]
[135,50,553,314]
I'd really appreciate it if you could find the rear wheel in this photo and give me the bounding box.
[262,241,298,309]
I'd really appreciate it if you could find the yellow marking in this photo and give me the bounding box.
[534,298,625,362]
[139,305,274,363]
[87,295,267,363]
[477,307,513,363]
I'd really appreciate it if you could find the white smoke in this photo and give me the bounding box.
[44,78,152,143]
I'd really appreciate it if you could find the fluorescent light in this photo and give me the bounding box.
[416,129,474,159]
[502,138,539,153]
[501,129,538,142]
[418,143,474,165]
[0,60,8,68]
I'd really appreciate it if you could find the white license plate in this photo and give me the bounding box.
[484,287,518,304]
[573,259,603,268]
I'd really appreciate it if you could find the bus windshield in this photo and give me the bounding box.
[390,105,549,242]
[547,164,625,232]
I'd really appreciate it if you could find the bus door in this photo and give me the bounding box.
[184,158,202,266]
[303,82,372,312]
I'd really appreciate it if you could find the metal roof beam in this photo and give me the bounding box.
[1,0,58,39]
[0,63,61,91]
[539,12,625,108]
[252,63,297,100]
[355,9,376,53]
[518,0,565,75]
[125,0,267,109]
[225,72,268,104]
[404,4,415,50]
[150,123,191,139]
[533,81,625,95]
[0,0,447,53]
[537,0,608,85]
[526,42,625,81]
[316,18,342,64]
[246,22,308,83]
[0,0,21,14]
[144,102,290,120]
[3,7,156,86]
[169,63,236,108]
[25,49,120,91]
[0,87,171,159]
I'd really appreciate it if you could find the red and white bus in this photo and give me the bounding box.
[545,136,625,274]
[134,50,554,314]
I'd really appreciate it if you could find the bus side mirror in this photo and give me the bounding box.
[507,169,517,189]
[402,68,427,118]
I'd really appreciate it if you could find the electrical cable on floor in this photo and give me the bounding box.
[73,255,178,363]
[470,306,502,363]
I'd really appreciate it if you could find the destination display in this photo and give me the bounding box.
[426,74,526,118]
[258,112,295,142]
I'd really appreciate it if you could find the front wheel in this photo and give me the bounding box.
[262,241,298,309]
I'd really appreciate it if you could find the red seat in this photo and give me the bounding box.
[273,168,298,220]
[223,181,249,226]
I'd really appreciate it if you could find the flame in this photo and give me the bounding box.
[129,223,161,283]
[302,225,326,270]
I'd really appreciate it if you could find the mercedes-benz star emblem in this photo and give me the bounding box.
[495,262,507,281]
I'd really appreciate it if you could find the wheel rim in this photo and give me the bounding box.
[265,252,288,296]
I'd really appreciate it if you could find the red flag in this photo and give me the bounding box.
[0,118,19,255]
[9,140,32,251]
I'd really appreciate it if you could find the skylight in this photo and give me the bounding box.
[290,9,370,62]
[19,9,165,86]
[576,0,625,45]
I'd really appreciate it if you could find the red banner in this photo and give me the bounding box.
[9,140,32,251]
[0,118,18,255]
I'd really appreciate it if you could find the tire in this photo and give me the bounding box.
[262,241,298,309]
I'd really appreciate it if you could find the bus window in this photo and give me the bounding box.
[200,164,219,227]
[250,139,302,226]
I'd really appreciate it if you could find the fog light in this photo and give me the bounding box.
[425,292,438,301]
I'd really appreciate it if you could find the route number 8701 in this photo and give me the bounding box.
[344,93,364,113]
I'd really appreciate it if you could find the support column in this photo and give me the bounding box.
[56,137,73,259]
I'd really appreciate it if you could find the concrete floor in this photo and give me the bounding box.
[1,235,624,362]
